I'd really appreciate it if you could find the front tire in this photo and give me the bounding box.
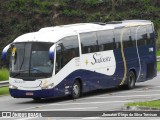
[71,81,81,99]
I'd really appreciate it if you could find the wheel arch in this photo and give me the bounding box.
[74,77,83,93]
[71,77,83,99]
[128,68,137,82]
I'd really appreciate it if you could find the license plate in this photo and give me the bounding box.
[26,92,34,96]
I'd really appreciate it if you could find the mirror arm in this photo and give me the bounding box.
[2,43,12,60]
[49,44,56,61]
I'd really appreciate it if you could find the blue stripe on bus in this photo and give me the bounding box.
[9,69,121,98]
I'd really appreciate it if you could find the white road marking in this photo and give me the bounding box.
[109,86,160,94]
[32,107,98,111]
[17,101,132,111]
[131,89,160,92]
[118,89,160,94]
[79,89,160,100]
[80,85,160,98]
[81,93,160,100]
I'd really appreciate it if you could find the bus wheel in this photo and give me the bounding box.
[127,71,136,89]
[71,80,81,99]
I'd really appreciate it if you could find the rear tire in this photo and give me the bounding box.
[71,80,81,99]
[126,71,136,89]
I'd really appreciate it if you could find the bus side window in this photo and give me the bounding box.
[113,38,116,49]
[146,25,154,44]
[80,32,98,54]
[130,27,137,47]
[123,28,132,48]
[62,36,79,66]
[55,36,79,74]
[55,42,63,74]
[137,26,147,46]
[97,30,114,51]
[114,29,121,49]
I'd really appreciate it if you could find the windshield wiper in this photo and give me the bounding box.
[12,69,30,78]
[30,68,49,78]
[31,68,47,74]
[12,68,49,78]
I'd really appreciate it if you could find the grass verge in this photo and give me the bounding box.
[157,62,160,71]
[157,50,160,56]
[126,100,160,108]
[0,68,9,81]
[0,87,9,96]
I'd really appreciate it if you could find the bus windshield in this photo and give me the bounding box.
[10,42,54,79]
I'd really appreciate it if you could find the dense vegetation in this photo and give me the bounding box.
[0,0,160,68]
[0,68,9,81]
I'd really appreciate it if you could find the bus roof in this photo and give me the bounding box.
[13,20,152,43]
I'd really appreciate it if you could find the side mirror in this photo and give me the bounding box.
[49,44,56,61]
[2,44,11,60]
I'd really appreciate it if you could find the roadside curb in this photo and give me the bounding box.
[122,106,160,111]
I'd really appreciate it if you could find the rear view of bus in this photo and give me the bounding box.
[2,20,157,100]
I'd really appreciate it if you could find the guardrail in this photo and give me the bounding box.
[0,81,9,88]
[157,56,160,62]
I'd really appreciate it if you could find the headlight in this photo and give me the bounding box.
[9,84,18,89]
[41,83,54,89]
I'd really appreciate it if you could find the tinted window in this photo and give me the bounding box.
[137,27,147,46]
[146,25,154,44]
[123,28,133,48]
[55,36,79,74]
[55,43,62,74]
[62,36,79,61]
[10,42,53,79]
[80,32,98,54]
[114,29,121,49]
[97,30,115,51]
[130,27,137,46]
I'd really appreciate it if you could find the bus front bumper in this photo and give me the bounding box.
[9,88,59,98]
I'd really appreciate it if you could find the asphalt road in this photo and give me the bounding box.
[0,74,160,120]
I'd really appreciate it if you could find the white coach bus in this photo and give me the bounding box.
[2,20,157,100]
